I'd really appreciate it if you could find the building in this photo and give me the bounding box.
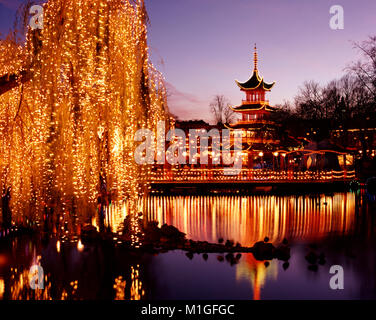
[227,45,299,169]
[149,46,355,184]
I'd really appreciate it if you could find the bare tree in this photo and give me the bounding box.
[349,36,376,100]
[272,100,294,121]
[294,81,324,120]
[209,94,235,125]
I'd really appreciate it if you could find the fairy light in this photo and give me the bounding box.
[0,0,168,233]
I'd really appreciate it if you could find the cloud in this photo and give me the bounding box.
[165,82,211,121]
[166,82,201,105]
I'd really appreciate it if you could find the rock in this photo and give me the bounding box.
[225,240,234,247]
[252,241,276,260]
[143,221,161,242]
[160,224,186,242]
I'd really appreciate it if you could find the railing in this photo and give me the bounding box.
[242,100,269,105]
[237,120,275,125]
[148,168,356,183]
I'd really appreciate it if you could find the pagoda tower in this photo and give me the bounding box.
[229,45,281,168]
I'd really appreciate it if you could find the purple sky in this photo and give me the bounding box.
[1,0,376,123]
[145,0,376,122]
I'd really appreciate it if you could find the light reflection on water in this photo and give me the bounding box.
[141,193,356,245]
[0,237,146,300]
[138,192,370,300]
[1,192,375,300]
[0,277,4,299]
[235,252,278,300]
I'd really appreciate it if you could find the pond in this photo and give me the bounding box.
[0,192,375,300]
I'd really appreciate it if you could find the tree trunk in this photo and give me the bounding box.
[0,70,32,96]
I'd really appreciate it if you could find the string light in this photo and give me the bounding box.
[0,0,168,230]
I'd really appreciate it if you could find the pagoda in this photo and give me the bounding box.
[228,45,281,168]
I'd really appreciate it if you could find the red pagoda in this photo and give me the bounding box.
[228,45,282,168]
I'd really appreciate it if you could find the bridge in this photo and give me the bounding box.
[147,168,356,193]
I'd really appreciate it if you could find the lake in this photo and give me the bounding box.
[0,192,375,300]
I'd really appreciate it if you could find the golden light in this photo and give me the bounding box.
[0,278,4,300]
[77,240,84,252]
[0,0,169,230]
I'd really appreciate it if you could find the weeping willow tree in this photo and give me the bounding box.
[0,0,168,228]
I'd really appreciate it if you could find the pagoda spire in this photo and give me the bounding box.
[235,44,275,91]
[253,43,258,72]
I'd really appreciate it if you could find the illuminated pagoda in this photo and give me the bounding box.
[228,45,282,169]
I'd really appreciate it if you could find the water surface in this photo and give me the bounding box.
[0,192,375,300]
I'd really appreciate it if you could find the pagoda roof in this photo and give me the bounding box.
[230,103,276,112]
[235,70,275,91]
[228,122,279,130]
[235,44,275,91]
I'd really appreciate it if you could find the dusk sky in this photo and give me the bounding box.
[1,0,376,122]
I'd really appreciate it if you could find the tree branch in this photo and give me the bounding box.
[0,69,32,96]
